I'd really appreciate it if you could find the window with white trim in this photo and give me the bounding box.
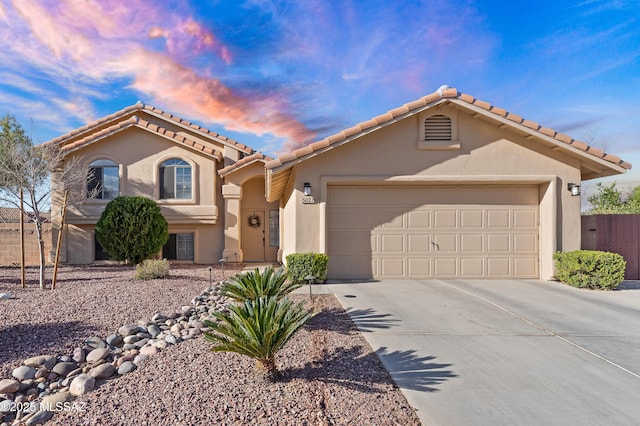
[160,159,192,199]
[88,159,119,199]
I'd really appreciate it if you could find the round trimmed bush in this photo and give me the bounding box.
[553,250,626,290]
[95,196,169,265]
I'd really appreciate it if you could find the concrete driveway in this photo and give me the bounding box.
[327,279,640,425]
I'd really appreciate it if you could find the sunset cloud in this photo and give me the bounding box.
[0,0,315,146]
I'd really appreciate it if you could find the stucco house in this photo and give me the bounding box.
[48,86,630,280]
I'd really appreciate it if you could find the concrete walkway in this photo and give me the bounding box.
[327,279,640,426]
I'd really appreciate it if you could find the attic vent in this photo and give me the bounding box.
[424,114,452,141]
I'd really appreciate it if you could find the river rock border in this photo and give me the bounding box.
[0,286,227,426]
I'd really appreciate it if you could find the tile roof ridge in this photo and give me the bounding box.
[219,152,274,176]
[267,85,630,171]
[453,91,631,170]
[45,102,145,146]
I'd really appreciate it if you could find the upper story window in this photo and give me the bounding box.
[160,158,192,199]
[88,159,119,199]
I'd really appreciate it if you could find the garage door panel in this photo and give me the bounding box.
[408,210,431,228]
[460,210,483,228]
[434,258,457,276]
[381,258,404,276]
[380,234,404,252]
[513,209,537,228]
[461,257,484,276]
[487,234,510,252]
[408,258,430,276]
[461,234,483,252]
[513,234,537,252]
[487,258,511,276]
[487,210,510,227]
[328,186,539,279]
[433,234,457,251]
[407,234,431,252]
[434,210,457,228]
[514,258,537,276]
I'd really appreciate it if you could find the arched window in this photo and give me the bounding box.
[424,114,452,141]
[88,159,119,199]
[160,158,192,199]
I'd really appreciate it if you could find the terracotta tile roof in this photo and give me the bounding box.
[218,152,274,177]
[0,207,50,223]
[266,87,632,171]
[59,116,223,162]
[45,102,254,155]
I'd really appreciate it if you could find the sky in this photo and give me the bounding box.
[0,0,638,198]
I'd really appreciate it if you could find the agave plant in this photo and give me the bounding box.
[217,266,302,302]
[204,296,313,381]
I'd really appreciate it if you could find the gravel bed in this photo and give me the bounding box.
[0,265,420,425]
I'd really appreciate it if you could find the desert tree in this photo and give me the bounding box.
[0,120,90,289]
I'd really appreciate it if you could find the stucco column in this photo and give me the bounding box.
[222,183,243,263]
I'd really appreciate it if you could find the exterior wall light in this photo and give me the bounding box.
[567,183,581,197]
[303,182,312,196]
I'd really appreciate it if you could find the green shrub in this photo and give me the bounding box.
[218,266,301,302]
[285,252,329,283]
[135,259,170,280]
[95,196,169,265]
[553,250,626,290]
[204,296,313,382]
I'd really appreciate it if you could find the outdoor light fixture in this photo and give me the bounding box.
[303,182,312,196]
[567,183,581,197]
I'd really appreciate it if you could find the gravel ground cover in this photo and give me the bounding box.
[0,265,420,425]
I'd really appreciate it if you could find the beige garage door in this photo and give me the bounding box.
[327,185,539,279]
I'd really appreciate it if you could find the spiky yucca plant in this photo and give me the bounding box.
[204,296,312,382]
[218,266,302,302]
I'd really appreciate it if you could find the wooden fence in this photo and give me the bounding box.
[582,215,640,280]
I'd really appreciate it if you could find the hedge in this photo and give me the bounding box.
[553,250,626,290]
[285,252,329,283]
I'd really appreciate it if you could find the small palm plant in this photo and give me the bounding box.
[217,266,302,302]
[204,296,312,382]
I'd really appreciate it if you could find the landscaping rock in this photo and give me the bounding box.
[12,365,36,381]
[41,391,71,409]
[118,324,140,337]
[147,324,161,337]
[86,348,110,363]
[139,346,158,356]
[69,374,95,396]
[117,361,137,375]
[23,355,56,371]
[0,378,20,393]
[0,292,12,300]
[24,409,53,425]
[85,336,107,349]
[90,363,116,379]
[52,362,77,378]
[72,348,85,363]
[106,334,123,347]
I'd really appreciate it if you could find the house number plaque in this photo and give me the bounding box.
[301,196,315,204]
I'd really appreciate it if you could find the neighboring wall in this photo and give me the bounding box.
[0,223,53,266]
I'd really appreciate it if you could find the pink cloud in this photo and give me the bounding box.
[1,0,313,147]
[125,49,315,146]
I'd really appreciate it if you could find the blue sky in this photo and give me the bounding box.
[0,0,638,196]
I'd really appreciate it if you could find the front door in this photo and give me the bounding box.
[242,209,265,261]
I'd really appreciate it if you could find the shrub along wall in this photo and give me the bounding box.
[0,223,52,266]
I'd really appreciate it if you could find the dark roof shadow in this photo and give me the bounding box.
[375,347,457,392]
[284,301,456,394]
[346,307,401,332]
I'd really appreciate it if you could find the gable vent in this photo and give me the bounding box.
[424,114,452,141]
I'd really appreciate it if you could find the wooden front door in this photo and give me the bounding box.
[242,209,265,261]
